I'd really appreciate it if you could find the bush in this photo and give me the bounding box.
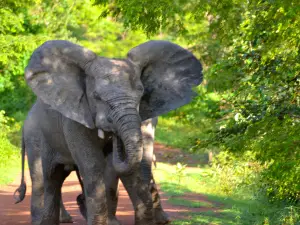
[213,116,300,202]
[210,151,264,196]
[210,150,300,225]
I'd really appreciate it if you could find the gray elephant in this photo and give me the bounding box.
[14,40,202,225]
[15,117,169,225]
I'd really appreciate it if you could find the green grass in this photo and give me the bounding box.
[154,162,242,224]
[154,162,300,225]
[0,160,21,185]
[168,197,213,208]
[172,211,239,225]
[0,145,21,185]
[0,124,22,185]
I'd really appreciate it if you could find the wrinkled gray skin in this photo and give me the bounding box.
[15,118,169,225]
[14,126,83,223]
[14,40,202,225]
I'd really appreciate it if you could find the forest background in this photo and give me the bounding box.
[0,0,299,224]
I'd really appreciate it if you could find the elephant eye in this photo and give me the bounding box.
[93,92,102,100]
[107,115,113,123]
[136,85,144,93]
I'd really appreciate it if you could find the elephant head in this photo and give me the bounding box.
[25,40,203,174]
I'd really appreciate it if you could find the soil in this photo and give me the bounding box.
[0,143,219,225]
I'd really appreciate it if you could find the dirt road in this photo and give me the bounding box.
[0,170,188,225]
[0,144,194,225]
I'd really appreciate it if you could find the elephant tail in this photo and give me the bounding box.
[75,169,87,220]
[75,168,84,192]
[14,127,27,204]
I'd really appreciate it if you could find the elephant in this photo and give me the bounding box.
[15,117,169,225]
[14,40,202,225]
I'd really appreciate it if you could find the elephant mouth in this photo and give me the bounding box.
[113,134,126,162]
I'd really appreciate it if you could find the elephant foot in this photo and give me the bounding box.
[154,208,171,224]
[60,212,73,223]
[40,218,60,225]
[108,217,122,225]
[32,221,42,225]
[135,219,155,225]
[135,204,155,225]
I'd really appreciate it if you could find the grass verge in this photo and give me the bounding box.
[0,160,21,185]
[0,144,21,185]
[0,120,22,185]
[154,162,300,225]
[155,114,300,225]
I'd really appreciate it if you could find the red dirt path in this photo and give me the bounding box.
[0,144,215,225]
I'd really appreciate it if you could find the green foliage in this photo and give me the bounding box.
[0,0,299,222]
[97,0,300,204]
[0,0,149,118]
[0,111,21,184]
[155,161,300,225]
[200,115,300,202]
[94,0,187,36]
[210,151,264,196]
[0,0,73,116]
[156,116,203,150]
[168,197,213,208]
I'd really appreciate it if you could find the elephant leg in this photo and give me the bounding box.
[25,136,45,225]
[25,130,73,224]
[137,117,169,224]
[29,158,44,225]
[59,179,73,223]
[79,168,108,225]
[40,162,67,225]
[64,121,108,225]
[120,174,169,225]
[76,153,120,225]
[105,154,122,225]
[120,173,154,225]
[150,178,170,224]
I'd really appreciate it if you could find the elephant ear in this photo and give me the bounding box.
[25,40,96,129]
[127,40,203,121]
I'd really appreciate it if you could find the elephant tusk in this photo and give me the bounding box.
[98,129,105,139]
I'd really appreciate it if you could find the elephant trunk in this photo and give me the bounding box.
[112,108,143,175]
